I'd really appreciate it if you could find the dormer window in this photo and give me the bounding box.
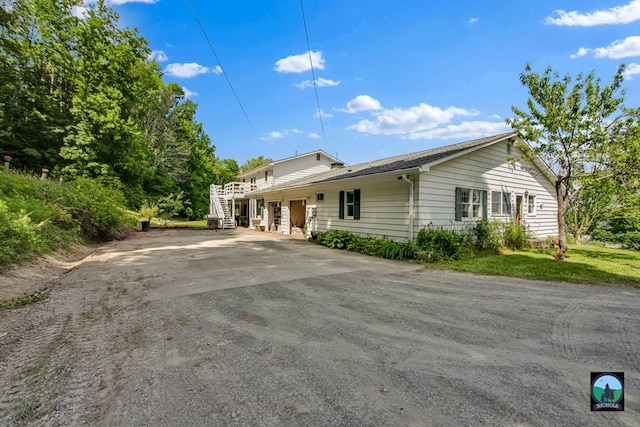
[316,153,321,161]
[264,170,268,182]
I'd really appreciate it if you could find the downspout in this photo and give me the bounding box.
[401,174,414,239]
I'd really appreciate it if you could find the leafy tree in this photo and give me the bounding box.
[240,155,272,173]
[507,64,640,260]
[213,158,240,185]
[0,0,220,215]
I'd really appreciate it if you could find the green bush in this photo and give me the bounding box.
[0,171,137,270]
[469,220,501,253]
[316,229,358,249]
[622,231,640,250]
[0,200,42,266]
[415,226,465,261]
[501,222,530,250]
[362,237,417,260]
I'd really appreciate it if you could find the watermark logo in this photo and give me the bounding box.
[591,372,624,411]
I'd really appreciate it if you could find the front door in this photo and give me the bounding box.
[515,195,523,226]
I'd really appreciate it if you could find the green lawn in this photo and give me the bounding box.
[147,217,208,229]
[428,244,640,288]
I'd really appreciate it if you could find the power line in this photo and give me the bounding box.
[300,0,327,144]
[184,0,258,137]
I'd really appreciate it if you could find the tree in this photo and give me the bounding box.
[240,155,272,173]
[507,64,640,260]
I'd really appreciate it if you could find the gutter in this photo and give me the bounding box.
[400,174,415,240]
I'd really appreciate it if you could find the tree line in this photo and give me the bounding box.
[0,0,240,218]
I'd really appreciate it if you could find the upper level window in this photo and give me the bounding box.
[316,153,321,161]
[264,170,268,182]
[456,187,486,221]
[491,191,511,216]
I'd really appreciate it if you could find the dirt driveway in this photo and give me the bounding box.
[1,229,638,426]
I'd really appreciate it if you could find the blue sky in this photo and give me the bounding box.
[78,1,640,165]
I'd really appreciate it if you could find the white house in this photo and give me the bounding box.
[209,150,344,229]
[211,132,558,239]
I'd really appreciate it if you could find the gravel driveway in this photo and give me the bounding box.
[1,228,638,426]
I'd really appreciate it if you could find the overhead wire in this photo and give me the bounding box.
[184,0,258,137]
[300,0,327,144]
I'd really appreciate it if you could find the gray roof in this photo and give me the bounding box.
[251,132,517,194]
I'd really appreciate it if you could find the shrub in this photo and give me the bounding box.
[415,226,465,261]
[316,230,358,249]
[501,222,530,250]
[0,200,42,266]
[362,237,417,260]
[622,231,640,250]
[0,171,137,270]
[469,220,501,253]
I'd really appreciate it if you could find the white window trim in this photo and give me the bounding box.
[527,194,537,216]
[345,190,355,219]
[491,190,512,217]
[460,188,484,221]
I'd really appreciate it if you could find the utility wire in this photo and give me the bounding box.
[185,0,258,137]
[300,0,327,144]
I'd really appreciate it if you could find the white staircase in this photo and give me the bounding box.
[209,185,235,229]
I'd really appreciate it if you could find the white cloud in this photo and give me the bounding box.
[348,102,478,136]
[623,62,640,78]
[315,109,334,118]
[594,36,640,58]
[295,77,341,89]
[71,6,88,17]
[165,63,222,78]
[545,0,640,26]
[149,50,168,62]
[572,36,640,59]
[468,17,479,24]
[338,95,383,113]
[274,50,326,73]
[72,0,157,16]
[407,121,512,141]
[181,87,197,98]
[109,0,158,4]
[260,131,285,140]
[259,129,303,141]
[309,132,321,139]
[570,47,590,59]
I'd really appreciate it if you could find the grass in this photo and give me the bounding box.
[0,288,49,310]
[428,244,640,288]
[146,217,208,229]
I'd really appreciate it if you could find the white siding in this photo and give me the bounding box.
[310,176,412,240]
[254,175,412,240]
[417,141,558,238]
[273,154,332,185]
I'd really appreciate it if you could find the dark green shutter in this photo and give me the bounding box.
[354,189,360,220]
[482,190,488,220]
[455,187,462,221]
[339,191,345,219]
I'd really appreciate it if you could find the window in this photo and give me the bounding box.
[264,170,268,182]
[339,189,360,220]
[527,195,536,215]
[491,191,511,215]
[316,192,324,201]
[316,153,321,161]
[346,191,355,217]
[455,187,487,221]
[256,198,264,217]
